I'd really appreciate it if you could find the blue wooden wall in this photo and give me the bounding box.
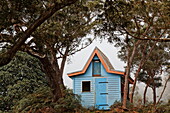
[71,55,121,110]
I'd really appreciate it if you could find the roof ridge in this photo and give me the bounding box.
[95,47,114,70]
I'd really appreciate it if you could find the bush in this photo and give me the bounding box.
[13,87,86,113]
[110,101,122,109]
[110,100,170,113]
[110,100,133,110]
[54,88,86,113]
[155,101,170,113]
[13,86,53,113]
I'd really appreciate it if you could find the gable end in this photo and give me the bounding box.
[68,47,124,77]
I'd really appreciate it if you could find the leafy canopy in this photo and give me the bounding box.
[0,52,47,112]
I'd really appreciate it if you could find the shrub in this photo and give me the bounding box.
[110,100,133,110]
[54,88,86,113]
[13,87,86,113]
[12,86,53,113]
[110,101,122,109]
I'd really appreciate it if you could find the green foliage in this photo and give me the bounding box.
[0,51,85,113]
[110,101,122,109]
[13,87,86,113]
[138,71,162,88]
[137,42,170,88]
[97,0,170,42]
[0,0,79,67]
[32,0,101,57]
[0,0,52,45]
[0,52,47,112]
[22,0,102,104]
[0,0,63,32]
[110,100,170,113]
[134,102,170,113]
[54,88,86,113]
[13,86,52,113]
[155,103,170,113]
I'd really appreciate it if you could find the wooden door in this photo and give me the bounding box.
[95,78,109,110]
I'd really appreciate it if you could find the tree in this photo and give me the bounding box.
[96,0,170,108]
[157,65,170,104]
[138,71,162,105]
[117,39,157,103]
[23,0,100,102]
[137,42,170,104]
[0,0,101,103]
[118,40,170,105]
[100,0,170,42]
[0,0,78,66]
[0,51,47,112]
[129,40,157,103]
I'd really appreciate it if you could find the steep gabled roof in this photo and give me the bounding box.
[68,47,134,84]
[68,47,124,76]
[97,48,114,71]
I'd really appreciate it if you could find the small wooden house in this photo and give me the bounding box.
[68,47,133,110]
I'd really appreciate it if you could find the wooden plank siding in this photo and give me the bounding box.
[107,77,121,106]
[73,76,121,108]
[74,77,95,108]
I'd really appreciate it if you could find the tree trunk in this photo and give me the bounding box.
[129,66,141,103]
[59,47,69,91]
[40,57,64,102]
[58,74,65,90]
[129,41,156,103]
[122,40,141,108]
[123,66,130,109]
[157,76,170,104]
[151,74,156,105]
[152,86,156,105]
[143,85,149,105]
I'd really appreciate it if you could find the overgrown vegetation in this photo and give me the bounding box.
[0,52,86,113]
[13,87,85,113]
[0,52,47,112]
[110,100,170,113]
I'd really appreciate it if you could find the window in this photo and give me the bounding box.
[82,81,91,92]
[93,60,101,76]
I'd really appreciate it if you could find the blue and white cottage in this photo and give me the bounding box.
[68,47,133,110]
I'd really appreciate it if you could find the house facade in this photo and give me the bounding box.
[68,47,133,110]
